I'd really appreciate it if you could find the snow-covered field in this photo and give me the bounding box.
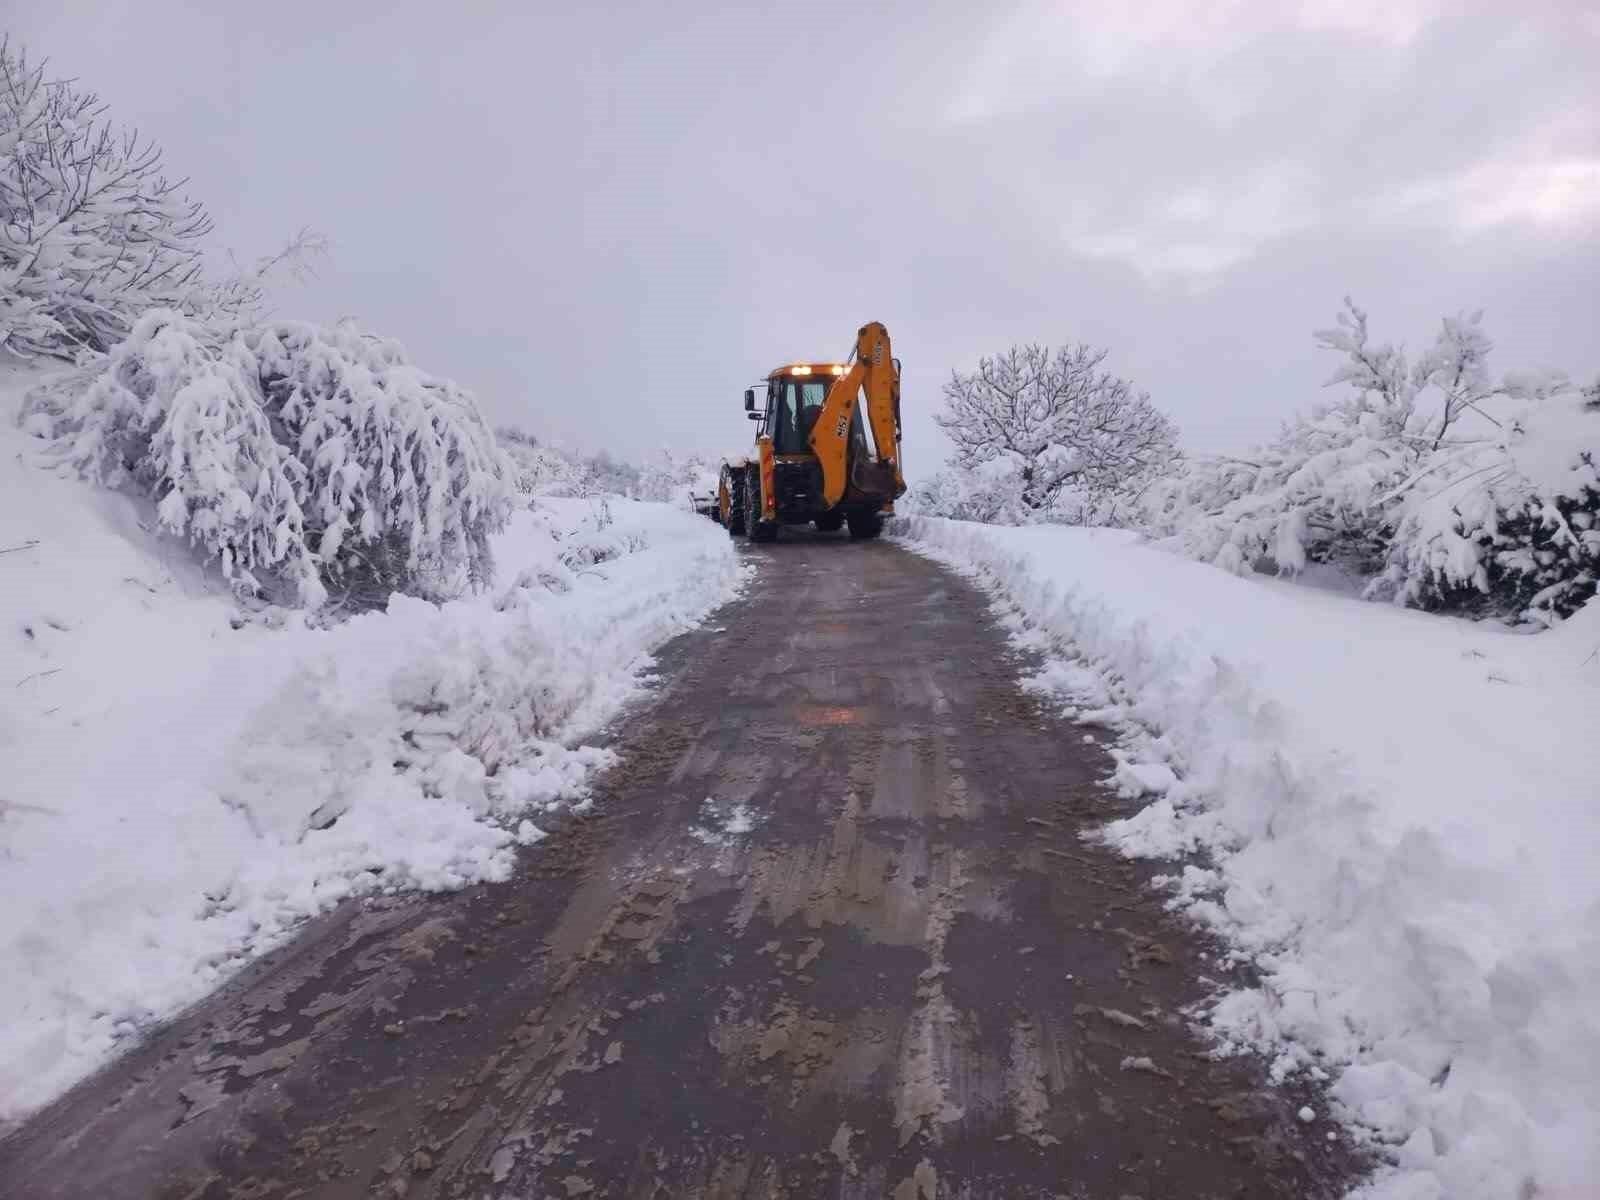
[0,365,742,1124]
[894,515,1599,1200]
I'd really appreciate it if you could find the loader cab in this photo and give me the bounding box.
[752,365,851,456]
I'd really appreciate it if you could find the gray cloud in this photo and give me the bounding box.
[11,0,1597,467]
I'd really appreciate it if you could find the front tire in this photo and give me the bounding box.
[722,467,747,536]
[745,467,778,543]
[847,511,883,540]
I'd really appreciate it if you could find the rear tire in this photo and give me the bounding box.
[722,467,747,536]
[813,512,845,533]
[847,511,883,540]
[745,467,778,543]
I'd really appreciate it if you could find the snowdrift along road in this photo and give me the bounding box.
[0,364,744,1123]
[893,514,1600,1200]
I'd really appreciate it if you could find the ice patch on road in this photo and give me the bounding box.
[691,797,760,847]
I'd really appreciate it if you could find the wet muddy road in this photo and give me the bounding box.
[1,538,1356,1199]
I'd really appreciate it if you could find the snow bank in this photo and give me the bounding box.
[893,514,1600,1200]
[0,363,742,1122]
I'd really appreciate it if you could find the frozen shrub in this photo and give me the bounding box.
[1146,302,1427,577]
[903,465,1033,525]
[247,321,514,605]
[24,310,515,608]
[25,311,322,604]
[633,449,718,506]
[1376,382,1599,622]
[1146,301,1598,624]
[497,426,586,497]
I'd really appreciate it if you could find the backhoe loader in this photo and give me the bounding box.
[718,321,905,542]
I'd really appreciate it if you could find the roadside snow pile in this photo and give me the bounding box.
[1,362,742,1123]
[894,514,1600,1200]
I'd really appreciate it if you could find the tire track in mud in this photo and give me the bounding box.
[0,536,1361,1199]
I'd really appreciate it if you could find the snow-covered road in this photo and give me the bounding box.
[6,342,1594,1198]
[0,535,1357,1200]
[893,514,1600,1200]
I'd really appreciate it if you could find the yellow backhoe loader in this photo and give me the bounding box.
[718,321,905,542]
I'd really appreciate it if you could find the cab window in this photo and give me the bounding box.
[773,378,830,453]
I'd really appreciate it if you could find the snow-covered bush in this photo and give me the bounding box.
[24,312,322,602]
[498,427,596,498]
[1148,301,1598,624]
[23,310,515,608]
[1376,380,1599,620]
[496,430,711,506]
[585,449,642,498]
[634,449,718,507]
[1145,302,1438,576]
[904,463,1032,524]
[247,320,512,604]
[933,342,1179,524]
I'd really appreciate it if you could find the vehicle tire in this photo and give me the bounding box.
[847,511,883,540]
[745,467,778,543]
[813,511,845,533]
[722,467,747,536]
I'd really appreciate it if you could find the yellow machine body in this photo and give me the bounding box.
[805,322,905,508]
[719,321,905,543]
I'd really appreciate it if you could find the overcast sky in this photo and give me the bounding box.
[12,1,1598,468]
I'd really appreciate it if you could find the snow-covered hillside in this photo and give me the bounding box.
[0,363,743,1123]
[894,515,1600,1200]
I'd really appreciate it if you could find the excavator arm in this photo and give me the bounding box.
[808,321,905,509]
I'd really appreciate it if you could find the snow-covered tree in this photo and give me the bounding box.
[24,310,515,609]
[0,39,316,360]
[499,426,569,497]
[634,449,717,506]
[936,343,1178,522]
[634,451,679,503]
[495,430,682,502]
[0,39,214,358]
[582,450,641,498]
[23,312,321,602]
[1376,375,1598,621]
[246,320,514,604]
[1147,300,1598,624]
